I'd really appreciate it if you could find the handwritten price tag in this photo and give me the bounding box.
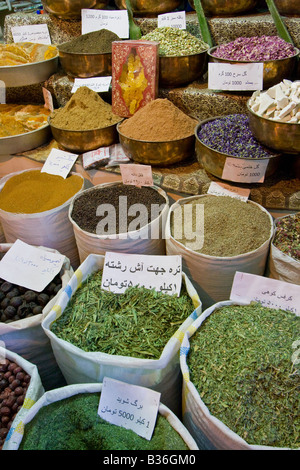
[222,157,268,183]
[98,377,161,441]
[102,252,182,296]
[230,272,300,315]
[41,148,78,178]
[120,163,153,187]
[81,9,129,38]
[42,87,54,112]
[207,182,250,201]
[71,77,112,94]
[11,24,51,45]
[157,11,186,29]
[0,240,65,292]
[208,62,263,91]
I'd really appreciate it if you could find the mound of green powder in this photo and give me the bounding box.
[19,393,189,450]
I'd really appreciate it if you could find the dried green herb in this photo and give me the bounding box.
[20,393,189,450]
[188,303,300,448]
[51,271,194,359]
[273,213,300,261]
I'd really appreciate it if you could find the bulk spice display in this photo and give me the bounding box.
[18,393,189,450]
[187,303,300,448]
[50,270,194,359]
[273,213,300,261]
[58,29,120,54]
[0,43,57,66]
[141,27,209,56]
[0,104,51,137]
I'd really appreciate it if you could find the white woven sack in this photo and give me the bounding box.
[4,383,199,450]
[68,182,169,264]
[267,215,300,285]
[180,300,299,450]
[1,346,44,451]
[0,243,74,390]
[42,253,202,416]
[165,195,274,310]
[0,169,84,269]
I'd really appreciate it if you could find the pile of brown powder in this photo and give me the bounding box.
[58,29,120,54]
[50,87,122,131]
[119,98,198,141]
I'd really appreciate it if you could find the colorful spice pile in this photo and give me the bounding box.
[212,36,297,61]
[0,274,62,323]
[0,42,57,66]
[71,183,166,235]
[171,195,272,257]
[0,358,31,450]
[0,170,82,214]
[50,87,122,131]
[51,270,194,359]
[197,114,279,158]
[273,213,300,261]
[0,104,51,137]
[119,99,197,142]
[142,27,209,56]
[58,29,120,54]
[187,303,300,448]
[19,392,189,450]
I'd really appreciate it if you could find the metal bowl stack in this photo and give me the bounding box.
[159,50,208,88]
[58,50,112,78]
[42,0,98,19]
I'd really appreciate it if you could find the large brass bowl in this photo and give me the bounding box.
[159,50,208,88]
[42,0,97,18]
[114,0,182,17]
[58,50,112,78]
[188,0,258,16]
[247,101,300,154]
[208,46,299,90]
[195,118,281,182]
[0,54,58,87]
[274,0,300,16]
[49,118,122,154]
[0,124,51,155]
[117,122,197,166]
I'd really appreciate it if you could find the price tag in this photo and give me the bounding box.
[42,87,54,112]
[0,240,65,292]
[82,147,110,169]
[120,163,153,187]
[71,77,112,94]
[230,272,300,315]
[0,81,5,104]
[98,377,161,441]
[207,182,250,201]
[11,24,51,45]
[81,9,129,38]
[208,62,263,91]
[102,252,182,296]
[107,143,130,167]
[41,148,78,178]
[222,157,268,183]
[157,11,186,29]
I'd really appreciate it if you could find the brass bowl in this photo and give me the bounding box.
[58,50,112,78]
[195,117,281,182]
[247,101,300,154]
[117,122,197,166]
[159,50,208,88]
[42,0,97,18]
[274,0,300,16]
[208,46,299,90]
[188,0,258,16]
[114,0,182,17]
[0,124,51,156]
[49,118,122,154]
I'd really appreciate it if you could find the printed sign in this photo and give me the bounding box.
[208,62,264,91]
[157,11,186,29]
[71,77,112,94]
[81,9,129,38]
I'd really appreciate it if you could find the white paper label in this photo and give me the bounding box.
[157,11,186,29]
[120,163,153,187]
[102,252,182,296]
[108,143,130,166]
[0,240,65,292]
[11,24,51,45]
[230,272,300,315]
[0,81,5,104]
[42,87,54,112]
[222,157,268,183]
[71,77,112,94]
[81,9,129,38]
[41,148,78,178]
[98,377,161,441]
[82,147,110,168]
[208,62,263,91]
[207,182,250,201]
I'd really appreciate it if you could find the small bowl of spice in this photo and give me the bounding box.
[195,114,282,182]
[208,36,299,90]
[247,80,300,154]
[117,98,198,166]
[49,86,123,153]
[141,27,209,87]
[57,29,120,78]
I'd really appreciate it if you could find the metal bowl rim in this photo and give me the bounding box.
[0,53,58,70]
[195,115,281,159]
[117,121,197,144]
[207,45,300,63]
[159,48,209,59]
[49,116,123,133]
[0,123,50,142]
[58,49,112,57]
[246,99,300,126]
